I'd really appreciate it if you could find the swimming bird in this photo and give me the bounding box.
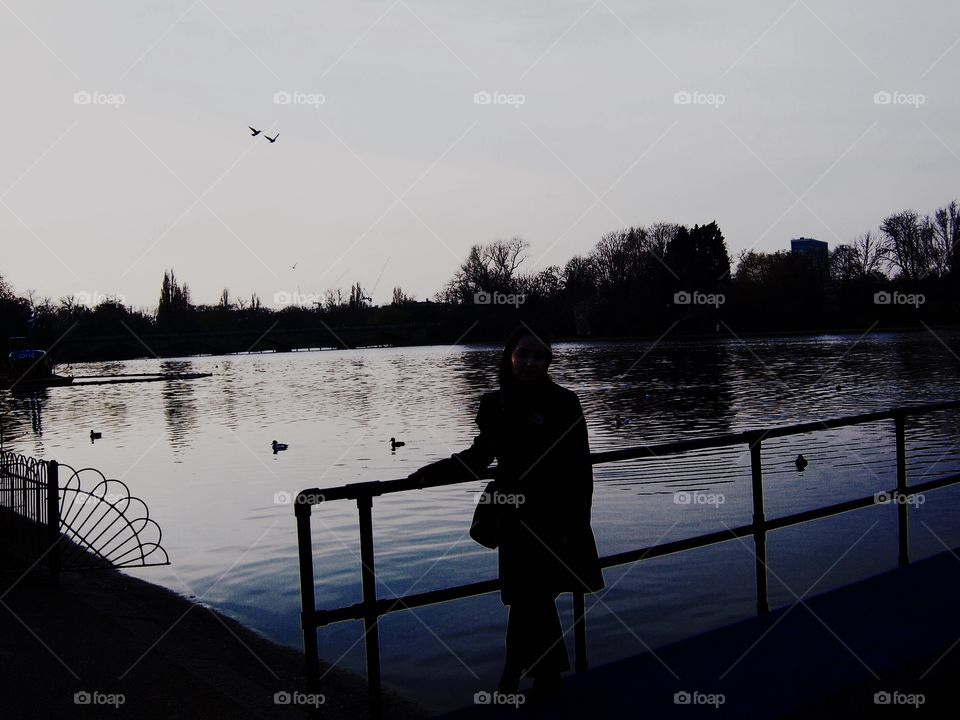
[248,126,262,136]
[90,430,102,441]
[615,414,624,429]
[390,437,405,450]
[272,440,288,452]
[265,133,279,143]
[795,454,808,471]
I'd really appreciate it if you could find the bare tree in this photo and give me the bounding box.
[830,245,858,283]
[851,231,886,279]
[0,274,14,301]
[647,222,681,259]
[930,201,960,277]
[879,211,930,280]
[324,288,346,311]
[441,237,529,303]
[518,266,562,301]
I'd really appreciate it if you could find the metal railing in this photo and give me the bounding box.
[0,450,169,576]
[0,451,59,575]
[294,400,960,718]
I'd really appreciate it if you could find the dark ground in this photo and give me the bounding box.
[0,553,429,719]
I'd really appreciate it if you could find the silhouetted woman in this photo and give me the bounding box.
[410,326,604,699]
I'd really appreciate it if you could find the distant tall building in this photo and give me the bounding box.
[791,237,828,265]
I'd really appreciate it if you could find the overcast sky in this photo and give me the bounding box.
[2,0,958,310]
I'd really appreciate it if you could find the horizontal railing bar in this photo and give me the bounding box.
[303,474,960,630]
[905,472,960,494]
[313,579,502,626]
[764,494,879,531]
[297,401,960,505]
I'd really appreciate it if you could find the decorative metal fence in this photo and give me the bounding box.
[294,400,960,719]
[0,449,169,575]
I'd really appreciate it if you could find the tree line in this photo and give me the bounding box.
[1,198,958,361]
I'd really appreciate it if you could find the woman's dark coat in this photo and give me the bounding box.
[421,381,605,604]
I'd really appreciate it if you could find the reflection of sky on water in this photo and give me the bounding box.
[2,331,960,712]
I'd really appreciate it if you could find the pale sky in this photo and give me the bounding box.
[2,0,958,310]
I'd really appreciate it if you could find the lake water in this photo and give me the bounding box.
[3,330,960,713]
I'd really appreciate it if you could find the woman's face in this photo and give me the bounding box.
[511,334,549,383]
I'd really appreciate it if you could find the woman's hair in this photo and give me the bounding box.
[498,325,553,391]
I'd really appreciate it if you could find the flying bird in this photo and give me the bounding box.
[291,262,298,270]
[248,126,262,136]
[265,133,279,143]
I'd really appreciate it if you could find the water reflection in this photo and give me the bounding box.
[2,332,959,712]
[161,360,198,456]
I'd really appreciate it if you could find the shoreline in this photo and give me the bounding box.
[46,323,960,366]
[0,556,430,719]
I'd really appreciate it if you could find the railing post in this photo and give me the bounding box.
[895,414,909,567]
[295,501,320,687]
[47,460,60,584]
[573,591,587,672]
[750,436,769,615]
[357,494,382,720]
